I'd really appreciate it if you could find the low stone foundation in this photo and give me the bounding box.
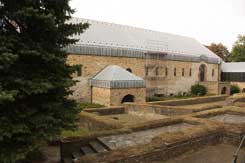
[84,106,125,115]
[148,95,227,106]
[60,96,245,163]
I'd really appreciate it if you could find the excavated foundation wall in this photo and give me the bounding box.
[117,131,223,163]
[124,103,192,116]
[149,95,227,106]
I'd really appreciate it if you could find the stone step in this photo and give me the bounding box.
[96,138,112,150]
[80,145,96,155]
[97,137,115,150]
[62,158,73,163]
[89,140,108,153]
[71,152,81,162]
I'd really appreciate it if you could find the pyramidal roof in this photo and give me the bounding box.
[92,65,144,81]
[68,17,220,62]
[89,65,145,88]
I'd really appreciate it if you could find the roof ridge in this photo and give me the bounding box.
[71,17,195,40]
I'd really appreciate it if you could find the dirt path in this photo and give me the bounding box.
[164,144,245,163]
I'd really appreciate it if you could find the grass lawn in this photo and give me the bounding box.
[61,102,104,138]
[146,94,217,102]
[146,95,196,102]
[61,126,90,138]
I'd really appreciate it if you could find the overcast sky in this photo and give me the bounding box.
[70,0,245,50]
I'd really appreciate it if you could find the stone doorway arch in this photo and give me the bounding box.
[221,87,227,94]
[199,64,207,82]
[121,94,135,103]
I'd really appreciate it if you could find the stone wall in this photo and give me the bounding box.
[124,103,192,116]
[79,112,123,131]
[84,106,125,115]
[199,81,219,94]
[198,81,230,95]
[110,88,146,106]
[218,82,231,95]
[91,87,111,106]
[148,95,227,106]
[67,54,220,102]
[91,87,146,106]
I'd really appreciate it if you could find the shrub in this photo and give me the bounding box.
[191,84,207,96]
[230,84,240,95]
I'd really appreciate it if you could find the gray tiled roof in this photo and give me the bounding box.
[67,17,221,63]
[89,65,145,88]
[221,62,245,72]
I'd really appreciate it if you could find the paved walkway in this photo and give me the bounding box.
[164,144,245,163]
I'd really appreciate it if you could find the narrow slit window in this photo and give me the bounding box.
[174,68,177,76]
[155,67,159,76]
[182,68,185,77]
[77,64,83,77]
[189,68,192,77]
[212,69,215,77]
[145,67,149,76]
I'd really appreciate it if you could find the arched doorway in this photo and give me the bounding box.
[221,87,227,94]
[199,64,206,82]
[126,68,132,73]
[121,94,135,103]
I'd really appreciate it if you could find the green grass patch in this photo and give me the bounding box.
[146,95,196,102]
[60,103,104,138]
[61,127,90,138]
[78,102,104,110]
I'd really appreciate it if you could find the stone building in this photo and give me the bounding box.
[89,65,146,106]
[221,62,245,92]
[66,17,230,106]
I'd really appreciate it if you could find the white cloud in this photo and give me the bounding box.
[70,0,245,50]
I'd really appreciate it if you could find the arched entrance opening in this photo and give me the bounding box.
[199,64,207,82]
[221,87,227,94]
[121,94,135,103]
[126,68,132,73]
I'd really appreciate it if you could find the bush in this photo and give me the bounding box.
[191,84,207,96]
[230,84,240,95]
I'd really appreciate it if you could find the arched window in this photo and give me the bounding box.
[126,68,132,73]
[199,64,207,82]
[121,94,135,103]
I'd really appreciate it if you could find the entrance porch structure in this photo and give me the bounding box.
[222,62,245,92]
[89,65,146,106]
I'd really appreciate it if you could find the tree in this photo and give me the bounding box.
[230,35,245,62]
[0,0,88,162]
[205,43,230,61]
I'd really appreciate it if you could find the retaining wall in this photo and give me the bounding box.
[148,95,227,106]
